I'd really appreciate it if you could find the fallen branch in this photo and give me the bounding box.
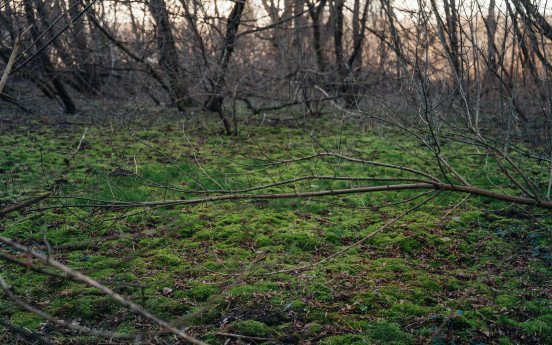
[0,237,208,345]
[0,319,52,345]
[0,275,135,340]
[48,183,552,210]
[0,193,50,218]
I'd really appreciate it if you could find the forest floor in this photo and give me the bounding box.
[0,105,550,344]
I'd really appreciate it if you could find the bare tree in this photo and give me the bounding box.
[22,0,77,113]
[205,0,247,114]
[148,0,192,110]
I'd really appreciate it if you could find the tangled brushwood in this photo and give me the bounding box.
[1,0,551,344]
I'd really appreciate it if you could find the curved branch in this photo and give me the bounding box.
[45,182,552,210]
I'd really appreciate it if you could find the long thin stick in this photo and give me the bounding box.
[49,182,552,210]
[0,237,208,345]
[0,275,135,340]
[0,193,50,218]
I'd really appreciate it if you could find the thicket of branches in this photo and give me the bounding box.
[1,0,552,343]
[0,0,550,138]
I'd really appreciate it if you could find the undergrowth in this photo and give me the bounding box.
[0,109,550,344]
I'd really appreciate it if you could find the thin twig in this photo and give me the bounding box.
[0,275,136,340]
[44,183,552,210]
[0,237,208,345]
[0,193,50,218]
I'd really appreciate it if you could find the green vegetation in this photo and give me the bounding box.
[0,112,550,344]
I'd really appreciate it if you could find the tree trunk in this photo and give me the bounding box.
[485,0,497,76]
[443,0,461,76]
[148,0,191,111]
[331,0,345,74]
[307,0,327,72]
[68,0,101,94]
[23,0,77,113]
[349,0,370,70]
[204,0,246,113]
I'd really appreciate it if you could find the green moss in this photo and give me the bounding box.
[518,315,552,336]
[138,237,169,248]
[389,301,430,317]
[373,258,409,273]
[397,237,421,254]
[10,312,43,330]
[322,334,369,345]
[521,299,551,315]
[495,294,518,308]
[306,282,333,302]
[498,337,516,345]
[152,249,186,267]
[453,210,483,226]
[2,112,550,344]
[306,308,327,322]
[255,234,272,246]
[448,311,485,330]
[273,231,319,251]
[356,291,390,313]
[74,296,117,319]
[187,283,218,302]
[229,320,271,337]
[306,322,322,334]
[173,215,205,238]
[228,282,279,300]
[147,296,189,319]
[415,274,442,293]
[115,323,138,334]
[369,321,412,344]
[325,254,363,274]
[201,333,225,345]
[286,300,306,312]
